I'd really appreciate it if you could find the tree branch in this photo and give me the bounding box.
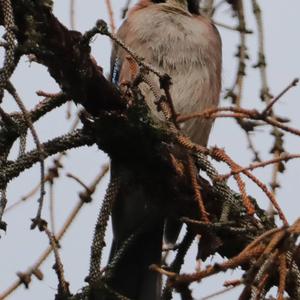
[0,129,94,188]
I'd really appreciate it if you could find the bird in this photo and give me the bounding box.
[106,0,222,299]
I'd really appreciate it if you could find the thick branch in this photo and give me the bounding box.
[0,129,94,188]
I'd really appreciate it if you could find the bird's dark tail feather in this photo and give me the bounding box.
[104,162,164,300]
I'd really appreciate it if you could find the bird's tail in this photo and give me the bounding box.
[105,161,164,300]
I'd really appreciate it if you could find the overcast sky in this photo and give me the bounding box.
[1,1,300,300]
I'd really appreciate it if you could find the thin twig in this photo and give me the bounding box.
[187,156,210,222]
[121,0,132,18]
[4,115,80,213]
[95,20,165,79]
[43,226,70,296]
[70,0,76,29]
[221,153,300,179]
[49,182,56,234]
[262,78,299,115]
[177,105,300,137]
[67,173,91,191]
[277,253,287,300]
[5,82,46,227]
[153,245,265,284]
[211,147,288,225]
[105,0,116,34]
[0,166,108,299]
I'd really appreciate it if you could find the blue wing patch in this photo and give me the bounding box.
[112,58,121,86]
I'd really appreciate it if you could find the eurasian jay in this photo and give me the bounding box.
[107,0,222,299]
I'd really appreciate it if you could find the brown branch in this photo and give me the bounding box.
[154,245,264,284]
[66,173,91,191]
[187,156,210,222]
[262,78,299,115]
[70,0,76,29]
[164,219,300,289]
[43,226,70,297]
[251,0,271,103]
[49,182,56,234]
[278,253,287,300]
[208,147,288,225]
[210,147,255,215]
[105,0,116,34]
[265,116,300,136]
[221,153,300,179]
[232,0,248,107]
[178,105,300,137]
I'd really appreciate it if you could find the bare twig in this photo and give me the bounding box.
[105,0,116,34]
[4,114,78,213]
[187,156,210,222]
[5,82,46,227]
[262,78,299,115]
[95,20,165,79]
[67,173,91,191]
[277,253,287,300]
[49,182,56,234]
[0,166,108,299]
[221,153,300,179]
[70,0,76,29]
[43,226,70,296]
[177,106,300,137]
[152,245,265,284]
[121,0,132,18]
